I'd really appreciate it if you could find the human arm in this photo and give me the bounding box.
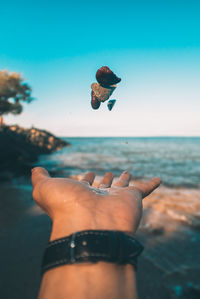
[31,168,161,299]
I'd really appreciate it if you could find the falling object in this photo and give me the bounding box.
[107,99,116,111]
[96,66,121,87]
[90,66,121,110]
[91,83,116,102]
[91,91,101,110]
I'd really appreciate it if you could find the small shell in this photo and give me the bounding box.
[107,99,116,111]
[96,66,121,87]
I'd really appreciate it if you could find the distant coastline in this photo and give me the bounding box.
[0,124,70,180]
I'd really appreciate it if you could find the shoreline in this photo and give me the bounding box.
[0,177,200,298]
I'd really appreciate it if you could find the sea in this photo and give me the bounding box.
[37,137,200,188]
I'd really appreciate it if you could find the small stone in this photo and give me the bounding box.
[107,99,116,111]
[91,91,101,110]
[91,83,116,102]
[96,66,121,87]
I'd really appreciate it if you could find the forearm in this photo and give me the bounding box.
[32,168,158,299]
[38,223,138,299]
[38,262,137,299]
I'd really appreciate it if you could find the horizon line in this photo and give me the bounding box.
[58,135,200,138]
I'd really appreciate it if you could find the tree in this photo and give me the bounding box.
[0,70,34,125]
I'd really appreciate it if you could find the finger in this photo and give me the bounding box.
[113,171,132,187]
[81,172,95,185]
[31,167,50,188]
[131,177,161,198]
[98,172,114,188]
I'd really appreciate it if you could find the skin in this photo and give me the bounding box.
[31,167,161,299]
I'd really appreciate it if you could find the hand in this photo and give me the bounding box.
[31,168,161,240]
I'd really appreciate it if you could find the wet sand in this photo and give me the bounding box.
[136,186,200,299]
[0,180,200,299]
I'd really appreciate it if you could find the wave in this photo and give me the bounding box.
[37,137,200,188]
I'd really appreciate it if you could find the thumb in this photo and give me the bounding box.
[31,167,50,188]
[131,177,161,198]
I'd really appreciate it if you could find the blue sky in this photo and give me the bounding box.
[1,0,200,136]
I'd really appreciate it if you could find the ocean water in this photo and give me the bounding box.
[37,137,200,188]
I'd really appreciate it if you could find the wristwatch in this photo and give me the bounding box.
[41,230,144,275]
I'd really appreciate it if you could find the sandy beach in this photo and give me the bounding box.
[1,178,200,299]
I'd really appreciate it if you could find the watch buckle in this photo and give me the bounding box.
[70,232,77,263]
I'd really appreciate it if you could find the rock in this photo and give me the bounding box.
[107,99,116,111]
[91,90,101,110]
[96,66,121,87]
[91,83,116,102]
[0,125,70,178]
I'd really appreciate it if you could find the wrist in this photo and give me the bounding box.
[41,228,140,299]
[50,217,135,242]
[50,217,96,241]
[44,228,142,275]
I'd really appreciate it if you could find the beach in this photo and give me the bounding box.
[1,176,200,299]
[0,137,200,298]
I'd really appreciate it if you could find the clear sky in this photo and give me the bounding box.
[1,0,200,136]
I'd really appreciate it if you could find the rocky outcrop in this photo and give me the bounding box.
[0,125,70,179]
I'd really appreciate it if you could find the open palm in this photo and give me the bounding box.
[31,168,161,240]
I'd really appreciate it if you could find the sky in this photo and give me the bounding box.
[0,0,200,136]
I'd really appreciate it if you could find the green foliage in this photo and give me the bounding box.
[0,70,33,116]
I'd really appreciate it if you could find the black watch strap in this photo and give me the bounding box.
[41,230,144,275]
